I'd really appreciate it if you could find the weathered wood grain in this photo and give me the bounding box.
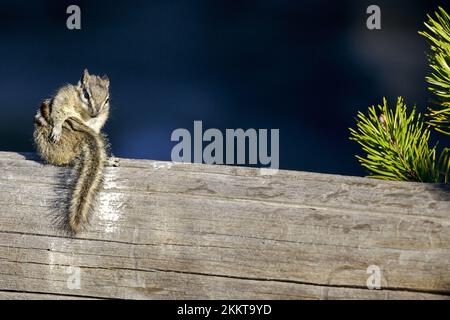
[0,151,449,299]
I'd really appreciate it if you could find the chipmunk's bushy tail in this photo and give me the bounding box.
[68,121,106,234]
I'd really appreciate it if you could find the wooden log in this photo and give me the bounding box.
[0,151,449,299]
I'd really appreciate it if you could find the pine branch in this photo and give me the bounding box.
[420,7,450,135]
[349,97,449,183]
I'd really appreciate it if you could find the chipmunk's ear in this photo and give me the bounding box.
[82,68,90,84]
[102,75,110,86]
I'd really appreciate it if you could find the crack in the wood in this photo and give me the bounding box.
[0,230,238,251]
[0,288,108,300]
[0,228,436,259]
[142,268,450,297]
[2,256,448,298]
[2,227,449,280]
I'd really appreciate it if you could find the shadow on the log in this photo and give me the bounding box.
[428,183,450,201]
[50,166,77,237]
[18,152,101,237]
[18,152,41,163]
[17,152,75,235]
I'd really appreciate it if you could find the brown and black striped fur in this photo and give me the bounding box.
[34,100,107,234]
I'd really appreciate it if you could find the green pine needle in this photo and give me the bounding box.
[350,97,449,183]
[420,7,450,135]
[350,7,450,183]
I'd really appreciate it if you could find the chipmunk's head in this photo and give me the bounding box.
[77,69,110,117]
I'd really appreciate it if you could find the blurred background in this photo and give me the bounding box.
[0,0,448,176]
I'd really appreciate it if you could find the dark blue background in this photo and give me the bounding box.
[0,0,448,176]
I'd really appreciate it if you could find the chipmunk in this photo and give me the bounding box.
[33,69,113,234]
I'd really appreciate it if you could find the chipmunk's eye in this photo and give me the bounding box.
[105,98,109,104]
[83,89,90,100]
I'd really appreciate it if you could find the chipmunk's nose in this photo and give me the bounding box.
[89,104,99,116]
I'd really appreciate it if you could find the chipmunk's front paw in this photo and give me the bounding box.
[50,127,62,143]
[34,114,48,127]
